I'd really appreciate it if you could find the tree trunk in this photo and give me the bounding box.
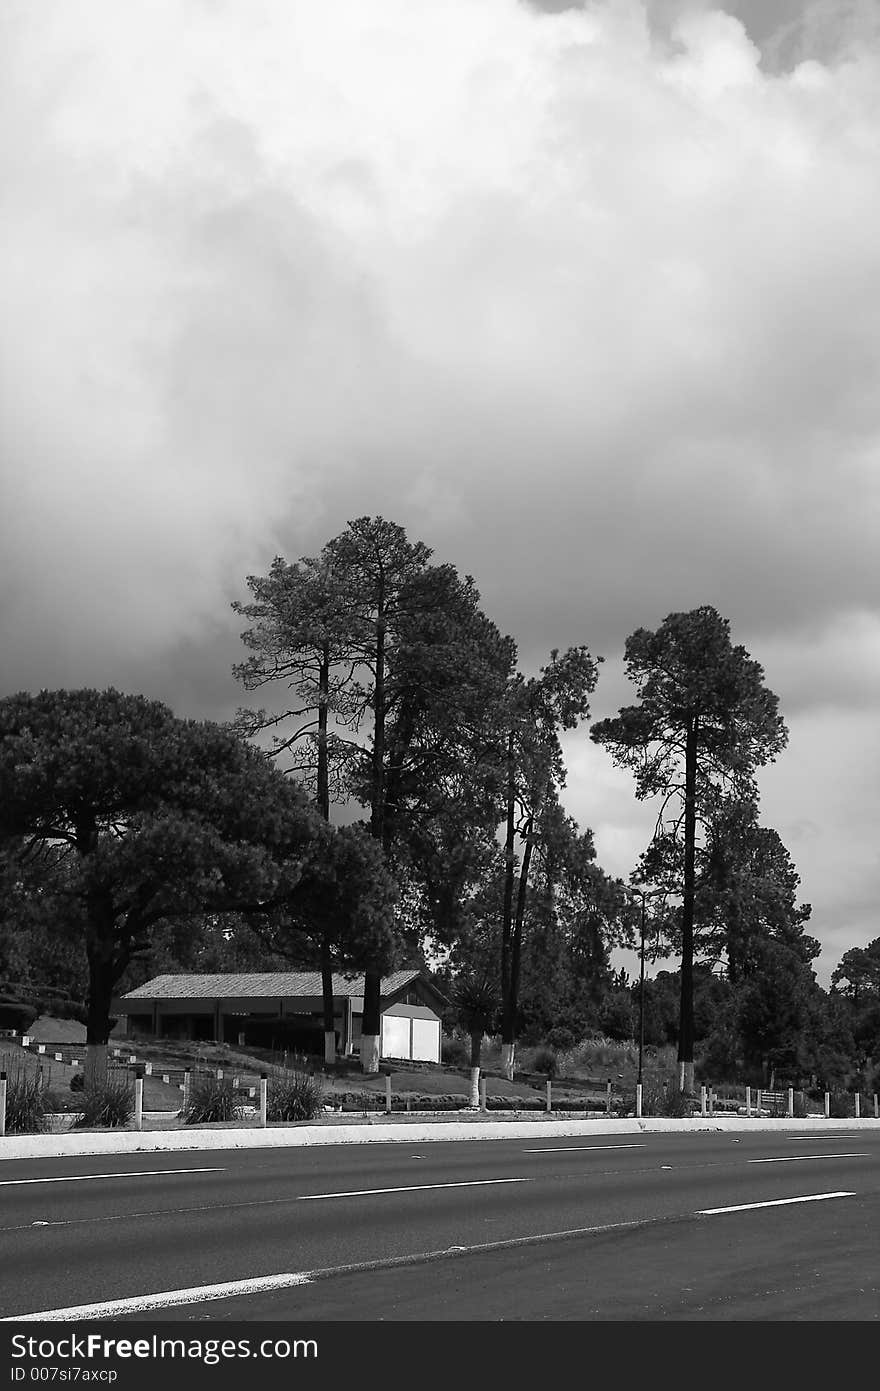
[321,945,336,1067]
[361,966,382,1074]
[85,933,117,1087]
[500,728,516,1060]
[467,1062,481,1107]
[677,715,698,1093]
[501,1041,516,1080]
[505,820,533,1081]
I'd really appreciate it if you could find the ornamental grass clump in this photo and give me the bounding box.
[184,1074,241,1125]
[266,1070,324,1123]
[74,1079,135,1129]
[3,1071,47,1133]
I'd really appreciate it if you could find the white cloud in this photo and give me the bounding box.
[2,0,879,976]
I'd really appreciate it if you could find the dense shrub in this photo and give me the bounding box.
[266,1071,324,1123]
[69,1072,85,1092]
[531,1045,557,1077]
[184,1075,241,1125]
[74,1079,135,1129]
[546,1026,577,1052]
[441,1033,470,1068]
[0,996,38,1033]
[3,1072,47,1132]
[828,1090,852,1119]
[641,1080,694,1118]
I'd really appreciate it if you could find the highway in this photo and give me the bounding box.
[1,1128,878,1320]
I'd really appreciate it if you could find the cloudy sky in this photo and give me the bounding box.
[3,0,879,985]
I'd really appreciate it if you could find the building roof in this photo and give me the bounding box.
[119,969,436,1003]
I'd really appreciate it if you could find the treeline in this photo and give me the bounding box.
[0,515,875,1093]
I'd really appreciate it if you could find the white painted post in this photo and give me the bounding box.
[145,1062,152,1076]
[134,1071,143,1132]
[259,1072,267,1128]
[874,1094,878,1120]
[756,1089,762,1112]
[385,1074,392,1114]
[479,1077,487,1112]
[546,1080,552,1113]
[745,1086,752,1117]
[0,1071,6,1138]
[854,1092,860,1119]
[635,1082,642,1118]
[606,1080,612,1115]
[183,1068,192,1113]
[700,1085,707,1117]
[787,1087,794,1118]
[824,1091,830,1118]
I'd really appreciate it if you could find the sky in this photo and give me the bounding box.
[2,0,880,987]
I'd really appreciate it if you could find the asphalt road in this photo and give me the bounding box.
[1,1128,878,1321]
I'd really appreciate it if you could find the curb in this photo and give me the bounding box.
[3,1114,879,1160]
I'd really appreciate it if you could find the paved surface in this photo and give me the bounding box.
[1,1123,878,1321]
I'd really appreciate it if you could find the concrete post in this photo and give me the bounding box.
[385,1074,392,1114]
[546,1080,552,1113]
[479,1077,487,1113]
[259,1072,267,1128]
[183,1068,192,1114]
[854,1092,860,1119]
[0,1071,6,1138]
[874,1094,878,1120]
[700,1085,707,1117]
[134,1070,143,1132]
[824,1091,830,1118]
[756,1089,762,1112]
[745,1086,751,1117]
[606,1080,612,1116]
[635,1082,642,1119]
[787,1088,794,1118]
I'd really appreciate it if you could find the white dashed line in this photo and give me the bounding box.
[522,1144,646,1154]
[298,1178,531,1200]
[747,1154,868,1164]
[698,1192,855,1215]
[0,1168,226,1187]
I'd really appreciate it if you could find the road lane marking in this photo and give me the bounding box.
[0,1168,226,1188]
[298,1178,531,1200]
[522,1144,646,1154]
[788,1133,863,1140]
[698,1192,855,1215]
[1,1215,663,1321]
[747,1154,869,1164]
[2,1273,314,1322]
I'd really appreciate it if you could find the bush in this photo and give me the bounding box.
[828,1090,852,1119]
[641,1080,694,1118]
[74,1079,135,1129]
[0,996,38,1033]
[531,1045,557,1077]
[69,1072,85,1092]
[266,1071,324,1123]
[3,1072,48,1133]
[546,1026,577,1052]
[441,1033,470,1068]
[184,1075,241,1125]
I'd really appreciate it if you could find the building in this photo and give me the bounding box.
[113,970,447,1063]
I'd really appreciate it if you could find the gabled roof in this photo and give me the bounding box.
[119,969,444,1004]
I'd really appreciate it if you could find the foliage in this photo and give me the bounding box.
[531,1045,557,1076]
[74,1079,135,1129]
[184,1075,241,1125]
[591,606,788,1086]
[0,995,38,1032]
[641,1079,694,1118]
[441,1032,471,1068]
[266,1070,324,1123]
[0,688,330,1048]
[2,1070,48,1133]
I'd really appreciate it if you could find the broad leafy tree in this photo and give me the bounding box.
[0,689,331,1079]
[591,607,787,1092]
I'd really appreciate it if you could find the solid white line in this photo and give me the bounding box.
[747,1154,868,1164]
[1,1273,313,1322]
[788,1133,862,1140]
[698,1192,855,1215]
[298,1178,530,1200]
[0,1168,226,1188]
[521,1144,646,1154]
